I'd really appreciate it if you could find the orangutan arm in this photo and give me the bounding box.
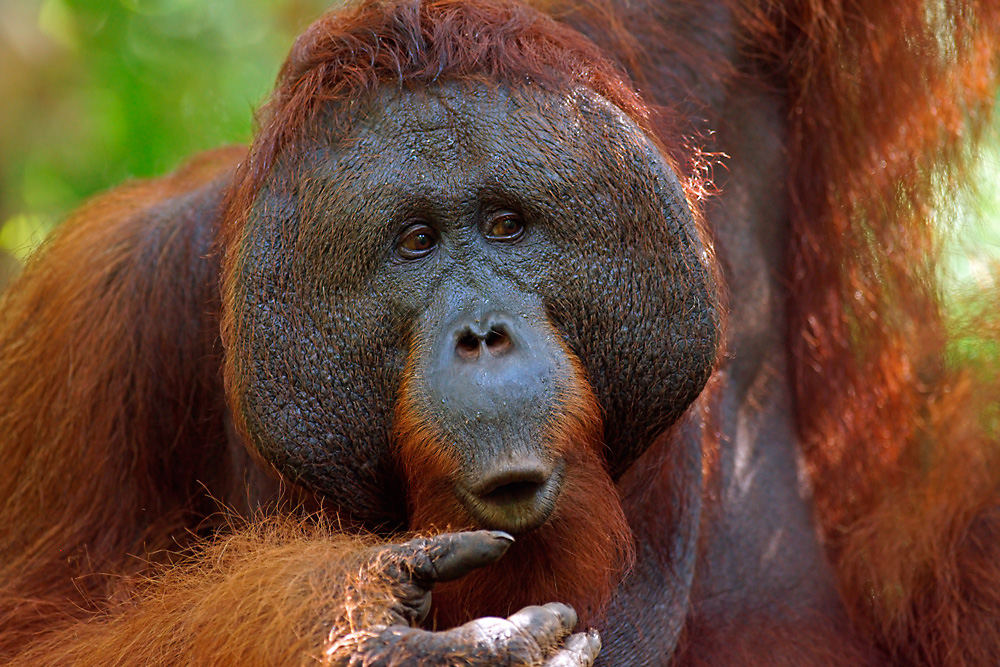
[9,528,599,667]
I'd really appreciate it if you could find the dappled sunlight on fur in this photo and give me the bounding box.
[741,2,1000,662]
[8,517,390,666]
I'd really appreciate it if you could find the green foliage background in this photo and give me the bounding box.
[1,0,998,299]
[0,0,330,270]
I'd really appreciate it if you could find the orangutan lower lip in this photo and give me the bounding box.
[456,459,566,534]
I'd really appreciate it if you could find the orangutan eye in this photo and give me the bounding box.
[484,212,524,241]
[397,223,438,259]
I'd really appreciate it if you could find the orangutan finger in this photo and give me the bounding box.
[507,603,578,653]
[357,532,510,627]
[363,604,583,666]
[412,530,514,583]
[543,630,602,667]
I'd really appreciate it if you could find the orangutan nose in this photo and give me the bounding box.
[458,458,565,534]
[454,323,514,360]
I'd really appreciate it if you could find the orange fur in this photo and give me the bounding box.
[0,147,246,657]
[7,518,395,666]
[216,0,654,280]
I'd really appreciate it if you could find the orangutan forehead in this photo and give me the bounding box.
[360,82,643,138]
[297,81,664,195]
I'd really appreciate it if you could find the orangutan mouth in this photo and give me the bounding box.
[455,458,566,534]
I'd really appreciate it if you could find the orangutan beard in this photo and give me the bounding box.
[427,446,633,630]
[395,379,635,630]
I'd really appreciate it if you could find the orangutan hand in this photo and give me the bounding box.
[324,531,602,666]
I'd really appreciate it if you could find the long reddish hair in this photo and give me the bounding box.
[739,1,1000,662]
[4,0,996,662]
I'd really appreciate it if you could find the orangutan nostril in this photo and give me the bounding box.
[484,326,512,355]
[455,331,481,359]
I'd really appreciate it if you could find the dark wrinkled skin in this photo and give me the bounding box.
[0,0,903,660]
[230,84,719,520]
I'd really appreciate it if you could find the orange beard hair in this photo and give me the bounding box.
[394,364,635,630]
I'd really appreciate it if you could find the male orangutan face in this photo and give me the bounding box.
[227,83,719,529]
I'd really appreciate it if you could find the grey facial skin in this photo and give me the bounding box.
[230,81,719,530]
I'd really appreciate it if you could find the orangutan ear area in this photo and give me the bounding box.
[1,0,999,665]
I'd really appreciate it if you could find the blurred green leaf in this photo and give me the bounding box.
[0,0,332,258]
